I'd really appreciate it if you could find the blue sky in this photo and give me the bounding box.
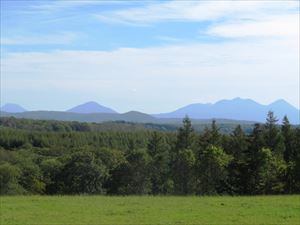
[1,0,299,113]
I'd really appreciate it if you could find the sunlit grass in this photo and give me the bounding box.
[1,195,299,225]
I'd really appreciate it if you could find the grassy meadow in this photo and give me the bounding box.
[1,195,300,225]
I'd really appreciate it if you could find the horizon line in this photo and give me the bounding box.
[1,97,299,113]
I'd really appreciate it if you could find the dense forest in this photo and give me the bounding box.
[0,111,299,195]
[0,116,256,134]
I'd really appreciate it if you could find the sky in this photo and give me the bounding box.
[1,0,299,113]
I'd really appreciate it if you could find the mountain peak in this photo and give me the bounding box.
[67,101,117,114]
[232,97,242,101]
[0,103,27,113]
[270,99,289,106]
[155,98,299,124]
[84,101,99,105]
[268,99,298,111]
[214,97,259,106]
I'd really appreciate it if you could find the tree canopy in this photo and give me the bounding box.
[0,112,299,195]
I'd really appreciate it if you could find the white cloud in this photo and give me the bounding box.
[2,35,299,112]
[96,1,298,24]
[1,32,78,45]
[95,1,299,42]
[1,1,299,112]
[208,14,299,38]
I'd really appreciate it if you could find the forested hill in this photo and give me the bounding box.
[0,110,257,125]
[0,117,256,134]
[0,117,176,132]
[1,112,299,196]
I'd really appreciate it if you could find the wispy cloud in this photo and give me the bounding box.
[2,35,299,112]
[155,36,182,43]
[96,1,298,24]
[95,0,299,40]
[208,14,299,38]
[1,32,78,45]
[94,14,149,27]
[1,1,299,112]
[29,0,130,13]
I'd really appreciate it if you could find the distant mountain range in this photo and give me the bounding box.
[154,98,299,124]
[1,98,299,124]
[67,101,117,114]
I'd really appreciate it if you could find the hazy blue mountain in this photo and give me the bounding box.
[67,101,117,114]
[154,98,299,124]
[1,98,298,124]
[265,99,299,123]
[0,103,26,113]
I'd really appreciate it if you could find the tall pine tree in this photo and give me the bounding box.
[264,111,285,157]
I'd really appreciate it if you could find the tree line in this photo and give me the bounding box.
[0,112,299,195]
[0,116,255,134]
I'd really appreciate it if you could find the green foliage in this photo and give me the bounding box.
[117,148,151,195]
[227,125,249,194]
[0,116,257,134]
[264,111,285,156]
[0,163,23,195]
[197,145,231,194]
[0,112,299,195]
[175,116,195,150]
[254,148,286,194]
[199,119,222,151]
[173,148,196,194]
[147,132,172,194]
[40,158,63,194]
[172,117,196,194]
[58,151,108,194]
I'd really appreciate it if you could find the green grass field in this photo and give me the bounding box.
[1,195,299,225]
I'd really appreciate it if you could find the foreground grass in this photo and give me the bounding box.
[1,195,299,225]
